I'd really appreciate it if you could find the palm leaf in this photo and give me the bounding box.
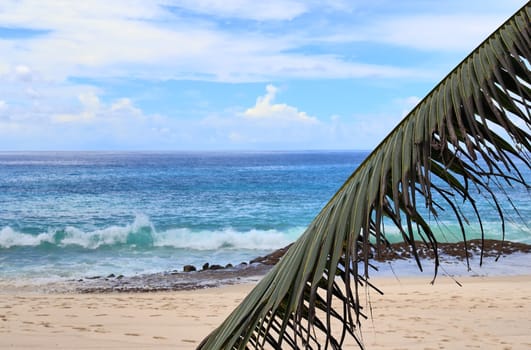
[198,3,531,349]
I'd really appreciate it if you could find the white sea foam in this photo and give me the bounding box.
[60,226,127,249]
[2,210,528,251]
[0,214,304,250]
[0,226,55,248]
[154,227,302,250]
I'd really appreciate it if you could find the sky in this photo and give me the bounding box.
[0,0,528,151]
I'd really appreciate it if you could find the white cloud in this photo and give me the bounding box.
[169,0,309,21]
[0,62,9,76]
[15,65,32,81]
[191,85,411,149]
[244,85,317,124]
[25,87,40,99]
[0,0,435,83]
[0,100,8,121]
[53,92,101,123]
[78,92,101,112]
[0,90,179,150]
[372,15,508,52]
[110,98,141,114]
[396,96,422,117]
[52,93,146,126]
[312,2,527,53]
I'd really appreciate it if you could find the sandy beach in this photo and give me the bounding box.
[1,274,530,349]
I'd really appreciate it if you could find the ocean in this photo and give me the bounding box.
[1,151,530,286]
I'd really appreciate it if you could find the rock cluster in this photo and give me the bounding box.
[181,262,247,273]
[250,244,293,265]
[181,244,294,273]
[183,265,196,272]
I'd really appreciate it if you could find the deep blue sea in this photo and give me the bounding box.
[0,151,529,285]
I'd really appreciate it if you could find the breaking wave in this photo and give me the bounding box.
[0,215,303,251]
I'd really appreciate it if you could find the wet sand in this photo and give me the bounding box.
[1,274,530,349]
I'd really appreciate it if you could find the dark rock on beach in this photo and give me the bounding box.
[183,265,197,272]
[250,244,293,265]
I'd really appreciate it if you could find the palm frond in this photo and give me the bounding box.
[198,4,531,349]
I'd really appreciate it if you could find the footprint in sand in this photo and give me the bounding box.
[404,335,420,339]
[94,328,109,334]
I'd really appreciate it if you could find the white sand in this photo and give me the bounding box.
[1,275,530,349]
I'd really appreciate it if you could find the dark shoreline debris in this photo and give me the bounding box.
[371,239,531,261]
[44,239,531,294]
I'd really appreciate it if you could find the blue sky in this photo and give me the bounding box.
[0,0,527,150]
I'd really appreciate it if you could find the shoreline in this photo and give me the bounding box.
[2,239,531,294]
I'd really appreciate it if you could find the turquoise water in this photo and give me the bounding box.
[0,151,529,284]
